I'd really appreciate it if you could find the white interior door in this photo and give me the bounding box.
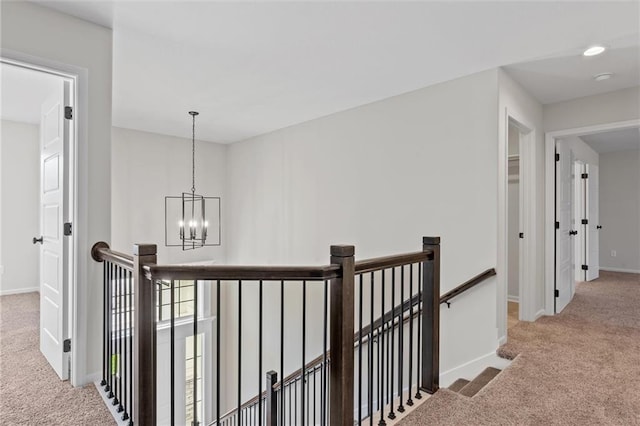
[38,81,69,380]
[555,141,574,313]
[574,162,586,283]
[586,164,600,281]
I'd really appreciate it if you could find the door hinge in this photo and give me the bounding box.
[64,222,72,236]
[63,339,71,353]
[582,265,589,271]
[64,106,73,120]
[581,219,588,225]
[554,289,559,298]
[519,232,524,239]
[581,173,588,179]
[555,153,560,161]
[555,221,560,229]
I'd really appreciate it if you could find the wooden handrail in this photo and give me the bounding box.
[144,264,341,281]
[91,242,135,271]
[439,268,496,306]
[354,250,432,274]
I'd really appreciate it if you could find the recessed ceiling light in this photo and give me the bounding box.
[583,46,606,56]
[593,72,613,82]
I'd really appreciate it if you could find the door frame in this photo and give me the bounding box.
[498,107,537,344]
[544,119,640,314]
[1,52,86,386]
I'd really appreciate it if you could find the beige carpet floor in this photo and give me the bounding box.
[401,271,640,425]
[0,292,114,425]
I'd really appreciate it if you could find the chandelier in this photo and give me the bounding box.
[165,111,219,250]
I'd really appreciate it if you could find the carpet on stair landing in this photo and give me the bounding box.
[399,271,640,425]
[0,292,114,425]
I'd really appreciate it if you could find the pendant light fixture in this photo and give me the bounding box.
[165,111,221,250]
[177,111,207,250]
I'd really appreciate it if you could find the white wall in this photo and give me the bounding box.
[1,1,112,384]
[544,87,640,132]
[224,69,500,407]
[599,149,640,273]
[498,70,544,333]
[111,127,226,265]
[560,136,599,165]
[0,120,40,295]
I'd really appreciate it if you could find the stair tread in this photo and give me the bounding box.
[448,378,470,392]
[458,367,501,397]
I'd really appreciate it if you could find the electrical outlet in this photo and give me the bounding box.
[611,250,617,257]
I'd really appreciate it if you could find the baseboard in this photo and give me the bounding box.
[533,309,546,320]
[85,371,101,385]
[600,267,640,274]
[507,295,520,303]
[0,287,39,296]
[439,350,511,388]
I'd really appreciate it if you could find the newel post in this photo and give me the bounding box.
[133,244,157,425]
[421,236,441,394]
[266,370,278,426]
[329,245,356,426]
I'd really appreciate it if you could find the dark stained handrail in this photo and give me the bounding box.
[354,250,433,274]
[144,264,341,281]
[440,268,496,306]
[91,242,135,271]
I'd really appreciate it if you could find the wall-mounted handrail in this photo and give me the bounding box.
[439,268,496,307]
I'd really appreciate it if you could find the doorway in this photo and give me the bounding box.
[0,60,76,381]
[506,119,522,331]
[545,120,640,314]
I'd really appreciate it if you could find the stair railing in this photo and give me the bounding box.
[91,236,441,426]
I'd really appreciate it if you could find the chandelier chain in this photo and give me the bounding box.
[191,112,196,194]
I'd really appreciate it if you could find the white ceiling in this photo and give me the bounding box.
[581,128,640,154]
[504,34,640,104]
[22,1,640,143]
[1,63,62,124]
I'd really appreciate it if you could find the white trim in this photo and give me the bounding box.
[94,382,129,426]
[533,309,546,320]
[1,50,88,386]
[600,267,640,274]
[0,287,39,296]
[507,295,520,303]
[498,106,537,344]
[544,119,640,316]
[439,351,512,388]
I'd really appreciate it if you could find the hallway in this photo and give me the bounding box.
[0,292,113,424]
[401,271,640,425]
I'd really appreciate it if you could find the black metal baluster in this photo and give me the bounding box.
[258,280,263,426]
[389,268,396,420]
[101,263,108,388]
[407,265,414,407]
[358,274,363,425]
[118,267,125,414]
[280,280,285,426]
[113,265,120,408]
[167,280,174,425]
[217,280,221,426]
[107,262,113,399]
[313,366,316,426]
[321,280,328,426]
[415,263,422,400]
[379,270,386,426]
[369,272,374,426]
[238,280,242,426]
[194,279,199,425]
[128,270,133,425]
[397,266,405,413]
[301,280,306,426]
